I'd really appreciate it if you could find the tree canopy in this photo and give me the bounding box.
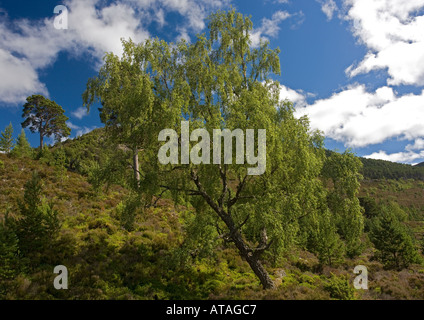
[82,9,366,289]
[0,123,14,154]
[22,95,71,149]
[12,129,32,158]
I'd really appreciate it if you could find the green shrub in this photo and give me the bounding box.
[14,172,61,263]
[0,211,21,281]
[324,274,355,300]
[116,195,141,232]
[11,129,33,158]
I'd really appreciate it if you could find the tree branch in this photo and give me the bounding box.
[253,238,274,259]
[228,173,249,209]
[190,170,223,216]
[218,165,228,210]
[159,184,203,196]
[237,214,250,230]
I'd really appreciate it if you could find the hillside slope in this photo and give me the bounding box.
[1,132,424,300]
[360,157,424,180]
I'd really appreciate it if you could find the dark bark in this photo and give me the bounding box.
[39,122,45,150]
[229,227,275,290]
[39,131,44,150]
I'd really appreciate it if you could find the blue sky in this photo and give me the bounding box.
[0,0,424,164]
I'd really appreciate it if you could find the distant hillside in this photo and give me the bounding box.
[57,127,112,173]
[325,149,424,180]
[1,130,424,300]
[360,157,424,180]
[58,130,424,181]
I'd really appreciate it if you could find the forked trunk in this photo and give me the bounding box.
[246,255,275,290]
[190,172,275,290]
[229,227,275,290]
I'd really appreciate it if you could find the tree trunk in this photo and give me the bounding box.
[40,133,44,150]
[229,226,275,290]
[133,148,140,182]
[39,123,44,150]
[245,255,275,290]
[189,172,275,290]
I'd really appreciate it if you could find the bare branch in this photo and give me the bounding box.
[237,214,250,230]
[190,170,223,217]
[144,188,169,209]
[159,184,202,196]
[228,173,249,208]
[253,238,274,259]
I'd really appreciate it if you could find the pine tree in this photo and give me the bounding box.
[0,210,20,280]
[15,172,60,261]
[11,129,32,158]
[22,95,71,149]
[369,206,419,270]
[0,123,14,154]
[421,236,424,255]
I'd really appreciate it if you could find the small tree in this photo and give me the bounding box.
[22,95,71,149]
[359,196,380,219]
[369,206,419,270]
[11,129,32,158]
[307,209,345,266]
[0,122,14,154]
[83,40,157,184]
[421,236,424,255]
[14,172,60,261]
[322,151,364,257]
[0,210,20,280]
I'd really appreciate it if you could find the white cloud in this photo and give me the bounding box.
[279,85,310,108]
[67,121,80,131]
[251,10,291,47]
[155,8,166,28]
[65,0,150,61]
[296,85,424,148]
[262,11,291,37]
[0,48,48,104]
[0,0,149,104]
[0,0,232,105]
[67,121,96,137]
[131,0,232,32]
[0,15,67,104]
[364,149,424,163]
[75,126,97,137]
[317,0,338,20]
[0,17,72,70]
[294,0,424,164]
[406,138,424,151]
[345,0,424,86]
[72,107,88,119]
